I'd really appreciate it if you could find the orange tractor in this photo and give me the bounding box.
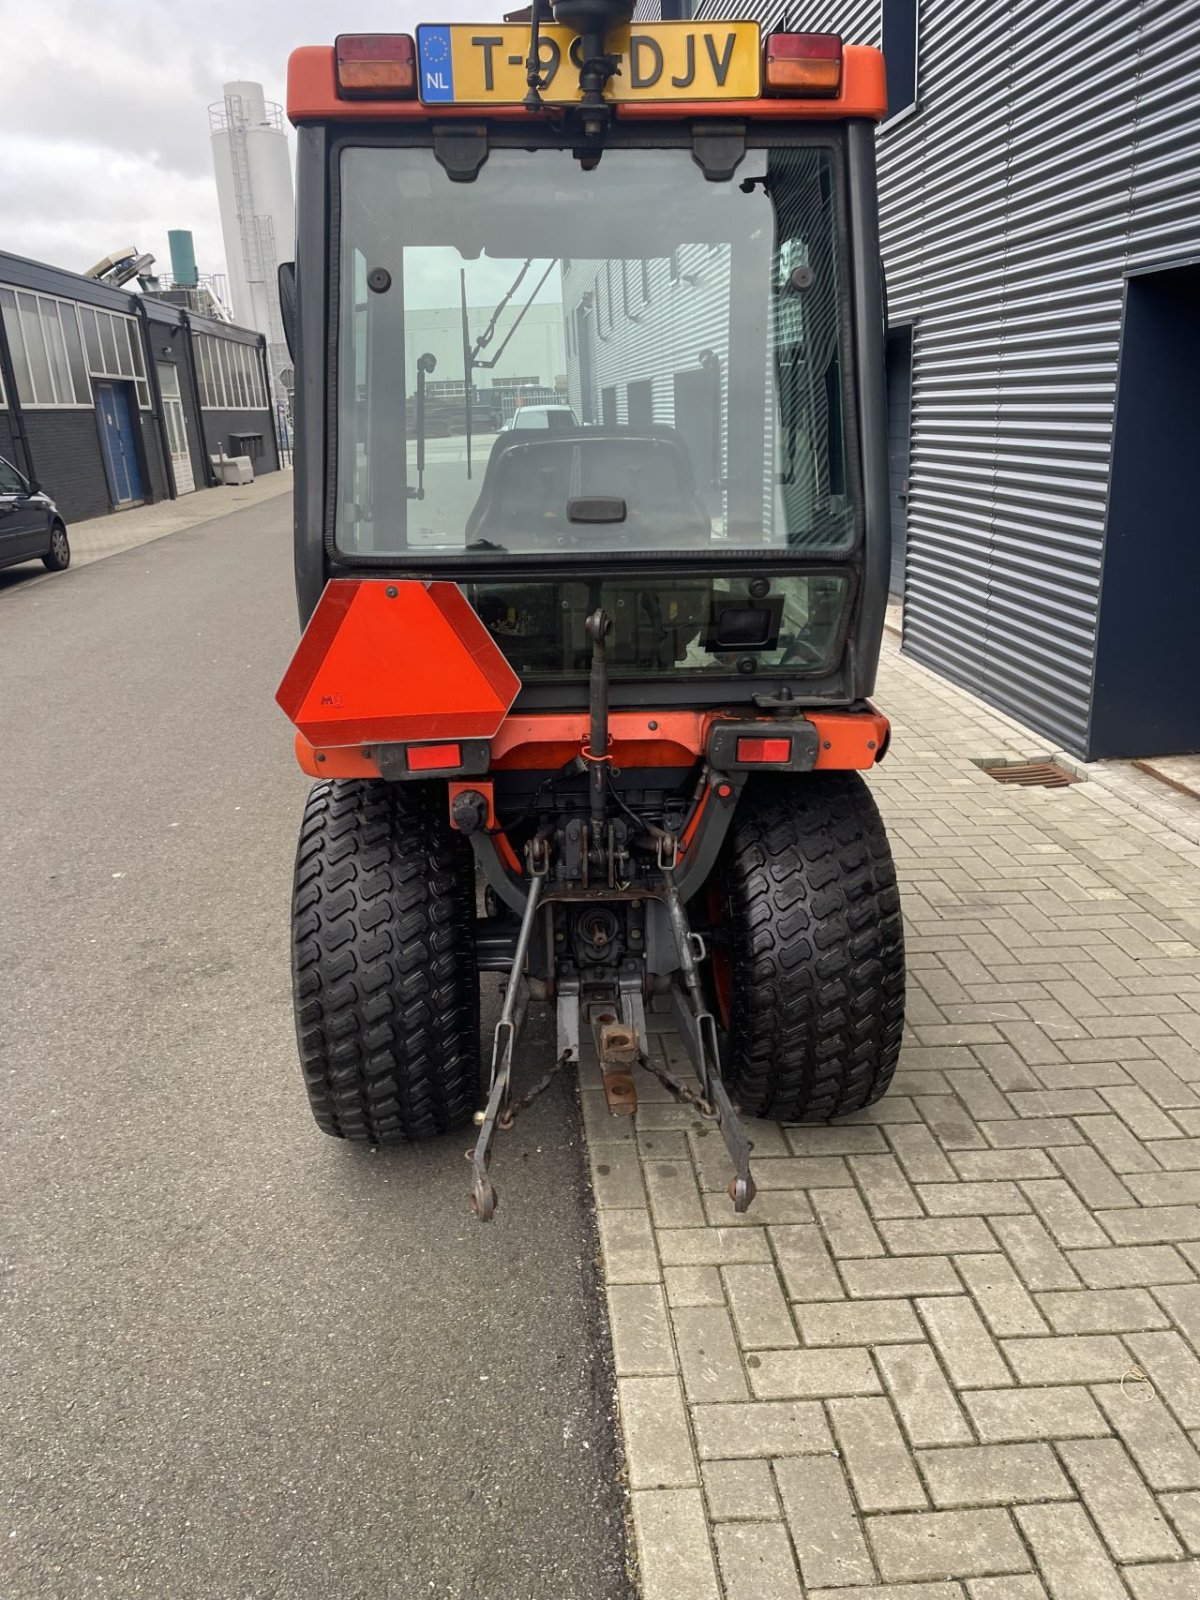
[276,3,904,1218]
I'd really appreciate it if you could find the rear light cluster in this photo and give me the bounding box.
[763,33,843,98]
[735,736,793,764]
[334,29,841,104]
[335,34,417,99]
[707,721,818,772]
[406,742,463,772]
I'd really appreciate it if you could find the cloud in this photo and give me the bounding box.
[0,0,504,278]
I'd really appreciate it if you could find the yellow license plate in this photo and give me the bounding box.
[415,21,761,106]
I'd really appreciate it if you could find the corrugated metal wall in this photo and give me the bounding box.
[560,147,850,543]
[563,245,733,438]
[642,0,1200,756]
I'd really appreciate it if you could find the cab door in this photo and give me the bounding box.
[0,456,45,563]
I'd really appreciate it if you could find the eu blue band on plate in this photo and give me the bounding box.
[417,27,455,103]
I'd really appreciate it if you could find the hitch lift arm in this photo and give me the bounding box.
[466,604,756,1219]
[469,838,549,1220]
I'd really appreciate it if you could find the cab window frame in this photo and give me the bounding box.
[322,120,863,580]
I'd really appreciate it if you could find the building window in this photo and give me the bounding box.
[197,337,212,406]
[195,333,268,410]
[0,286,97,408]
[218,341,233,408]
[882,0,920,124]
[77,303,151,408]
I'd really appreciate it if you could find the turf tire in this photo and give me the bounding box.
[712,772,904,1121]
[291,778,480,1143]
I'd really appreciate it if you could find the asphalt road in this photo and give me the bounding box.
[0,498,634,1600]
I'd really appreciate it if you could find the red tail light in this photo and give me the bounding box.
[407,742,463,772]
[335,34,417,99]
[763,33,842,98]
[735,736,793,764]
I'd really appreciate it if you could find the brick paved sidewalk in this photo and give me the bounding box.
[588,633,1200,1600]
[0,474,293,602]
[65,469,294,569]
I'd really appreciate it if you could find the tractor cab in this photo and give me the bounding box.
[277,4,905,1219]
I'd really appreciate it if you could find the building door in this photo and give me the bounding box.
[885,327,913,599]
[95,382,144,507]
[628,379,654,430]
[673,365,720,516]
[1089,263,1200,759]
[156,363,195,495]
[575,306,596,424]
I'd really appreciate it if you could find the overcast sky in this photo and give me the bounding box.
[0,1,505,283]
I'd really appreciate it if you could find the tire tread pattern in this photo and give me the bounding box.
[291,778,480,1143]
[719,772,905,1121]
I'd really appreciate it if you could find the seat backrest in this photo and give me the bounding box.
[466,427,710,549]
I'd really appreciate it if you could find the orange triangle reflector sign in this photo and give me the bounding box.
[276,579,521,749]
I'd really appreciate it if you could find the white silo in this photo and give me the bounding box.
[209,81,295,397]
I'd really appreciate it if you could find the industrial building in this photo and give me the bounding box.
[210,82,296,402]
[635,0,1200,761]
[0,248,280,523]
[407,298,567,421]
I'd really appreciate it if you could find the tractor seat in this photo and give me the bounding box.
[465,427,712,551]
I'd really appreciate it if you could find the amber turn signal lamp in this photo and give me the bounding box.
[335,34,417,99]
[763,33,843,98]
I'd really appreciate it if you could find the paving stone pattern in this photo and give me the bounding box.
[66,471,293,569]
[588,636,1200,1599]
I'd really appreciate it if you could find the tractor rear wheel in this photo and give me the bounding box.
[291,779,480,1143]
[710,773,904,1122]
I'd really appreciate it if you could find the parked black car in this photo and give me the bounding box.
[0,455,70,573]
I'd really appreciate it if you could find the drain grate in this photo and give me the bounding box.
[982,760,1078,789]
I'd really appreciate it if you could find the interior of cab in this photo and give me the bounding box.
[465,426,711,551]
